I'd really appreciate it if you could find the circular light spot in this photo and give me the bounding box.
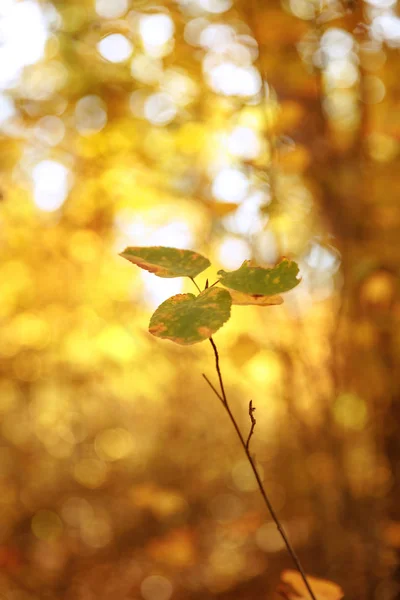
[325,60,359,89]
[212,168,249,203]
[75,95,107,135]
[207,62,261,97]
[200,24,234,49]
[161,69,198,106]
[289,0,316,19]
[73,458,108,488]
[95,427,134,461]
[61,496,94,526]
[98,33,133,63]
[371,14,400,46]
[139,14,174,47]
[32,510,63,541]
[34,115,65,145]
[95,0,128,19]
[228,126,261,159]
[32,160,70,212]
[81,517,113,548]
[361,75,386,104]
[144,93,176,125]
[334,393,368,430]
[141,575,173,600]
[198,0,232,13]
[184,17,209,47]
[321,28,353,60]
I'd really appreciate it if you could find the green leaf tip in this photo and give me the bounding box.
[149,287,232,345]
[217,258,301,297]
[120,246,211,279]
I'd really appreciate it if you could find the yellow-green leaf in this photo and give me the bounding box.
[218,258,300,296]
[149,287,232,345]
[120,246,210,278]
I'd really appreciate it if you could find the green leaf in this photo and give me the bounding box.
[228,290,284,306]
[149,287,232,345]
[217,259,300,296]
[120,246,211,278]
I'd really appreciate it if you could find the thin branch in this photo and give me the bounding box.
[209,337,228,404]
[190,276,202,293]
[204,338,317,600]
[202,373,224,403]
[208,279,220,289]
[246,400,257,451]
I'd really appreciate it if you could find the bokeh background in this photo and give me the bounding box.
[1,0,400,598]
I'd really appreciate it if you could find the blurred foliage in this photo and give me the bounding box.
[0,0,400,599]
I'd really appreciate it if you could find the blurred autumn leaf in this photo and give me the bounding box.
[276,570,344,600]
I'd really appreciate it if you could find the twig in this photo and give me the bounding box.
[190,277,202,293]
[246,400,257,451]
[203,338,318,600]
[202,373,223,403]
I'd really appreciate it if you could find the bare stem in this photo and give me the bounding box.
[190,277,202,293]
[203,337,317,600]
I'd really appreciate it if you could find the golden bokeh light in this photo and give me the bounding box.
[0,0,399,599]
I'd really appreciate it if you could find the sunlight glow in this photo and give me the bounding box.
[206,62,261,97]
[223,191,269,235]
[371,13,400,46]
[95,0,128,19]
[200,24,235,49]
[161,69,198,106]
[321,29,353,60]
[305,243,340,273]
[139,14,174,54]
[0,0,48,89]
[75,95,107,135]
[212,168,249,203]
[198,0,232,13]
[131,55,163,84]
[98,34,133,63]
[324,60,359,89]
[141,270,184,309]
[184,17,210,46]
[144,93,177,126]
[0,94,15,125]
[217,237,250,270]
[34,116,65,146]
[228,126,261,159]
[32,160,70,212]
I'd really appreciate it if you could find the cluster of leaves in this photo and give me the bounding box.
[120,246,301,345]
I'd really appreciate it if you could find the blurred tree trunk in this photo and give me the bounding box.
[248,0,400,595]
[311,146,400,599]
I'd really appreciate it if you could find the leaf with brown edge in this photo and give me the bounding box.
[218,258,300,296]
[149,287,232,345]
[119,246,210,278]
[276,570,344,600]
[228,289,284,306]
